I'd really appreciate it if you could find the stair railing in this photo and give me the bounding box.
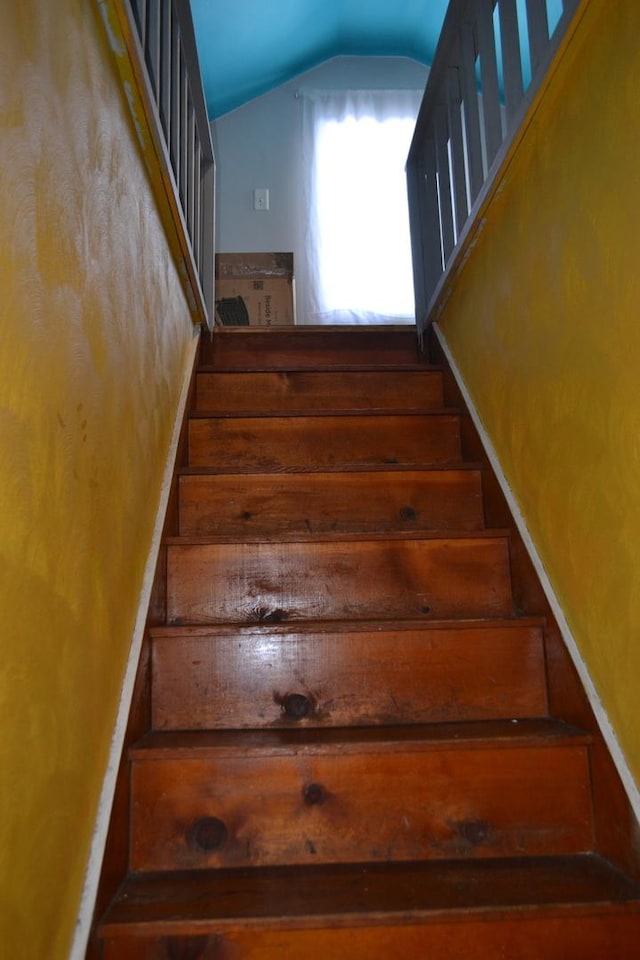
[407,0,582,341]
[98,0,215,327]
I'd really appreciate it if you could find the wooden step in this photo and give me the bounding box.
[94,322,640,959]
[129,720,592,872]
[99,855,640,959]
[165,531,513,625]
[177,467,484,537]
[150,618,548,730]
[195,369,444,413]
[200,326,425,370]
[187,411,461,472]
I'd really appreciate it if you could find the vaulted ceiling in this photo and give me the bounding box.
[191,0,449,119]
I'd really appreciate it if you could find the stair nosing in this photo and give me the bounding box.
[188,407,461,420]
[129,719,591,762]
[178,463,484,478]
[196,363,443,373]
[148,615,547,640]
[209,324,420,333]
[98,854,640,938]
[99,899,640,938]
[196,362,434,373]
[178,460,473,476]
[164,528,510,547]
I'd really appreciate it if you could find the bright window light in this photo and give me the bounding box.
[313,113,417,320]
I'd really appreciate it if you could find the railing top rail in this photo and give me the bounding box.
[99,0,215,327]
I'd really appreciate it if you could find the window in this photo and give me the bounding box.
[301,89,422,325]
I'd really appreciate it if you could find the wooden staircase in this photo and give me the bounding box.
[95,326,640,958]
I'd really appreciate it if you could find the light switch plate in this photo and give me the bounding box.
[254,188,269,211]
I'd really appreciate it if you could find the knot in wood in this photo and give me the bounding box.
[303,782,325,806]
[283,693,311,720]
[165,934,212,960]
[188,816,228,852]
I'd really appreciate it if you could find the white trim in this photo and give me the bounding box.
[433,321,640,822]
[69,331,200,960]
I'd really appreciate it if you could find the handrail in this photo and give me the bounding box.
[407,0,582,342]
[98,0,215,327]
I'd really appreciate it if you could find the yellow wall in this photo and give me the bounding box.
[0,3,196,956]
[438,0,640,785]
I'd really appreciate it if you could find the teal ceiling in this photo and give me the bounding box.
[191,0,449,119]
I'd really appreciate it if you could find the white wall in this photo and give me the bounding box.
[210,56,428,323]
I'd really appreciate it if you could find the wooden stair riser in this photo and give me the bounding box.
[101,913,640,960]
[130,741,593,871]
[166,536,514,625]
[195,369,444,413]
[150,623,548,730]
[187,414,461,471]
[200,328,425,369]
[178,469,484,538]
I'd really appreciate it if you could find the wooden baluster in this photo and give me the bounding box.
[498,0,524,128]
[459,20,484,202]
[406,156,428,328]
[475,0,503,169]
[525,0,550,75]
[561,0,581,16]
[193,142,202,270]
[159,0,172,140]
[145,0,161,98]
[169,4,181,178]
[201,158,215,321]
[434,103,456,264]
[418,135,443,307]
[129,0,147,44]
[186,98,196,242]
[446,65,469,236]
[179,50,189,209]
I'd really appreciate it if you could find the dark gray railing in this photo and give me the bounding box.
[407,0,582,340]
[99,0,215,325]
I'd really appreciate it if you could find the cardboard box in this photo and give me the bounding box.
[215,253,295,327]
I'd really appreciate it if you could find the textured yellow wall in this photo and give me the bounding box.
[438,0,640,784]
[0,3,196,957]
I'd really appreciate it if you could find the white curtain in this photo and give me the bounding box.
[300,88,423,326]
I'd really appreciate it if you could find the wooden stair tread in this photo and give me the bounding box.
[100,855,640,933]
[149,618,549,730]
[210,324,419,332]
[131,719,590,760]
[208,325,420,335]
[165,533,514,624]
[188,407,460,420]
[149,614,546,639]
[195,369,444,415]
[200,327,428,372]
[177,469,485,539]
[165,527,510,545]
[129,721,593,872]
[192,406,452,419]
[178,461,484,475]
[197,363,443,373]
[179,459,470,476]
[198,362,435,373]
[188,410,462,471]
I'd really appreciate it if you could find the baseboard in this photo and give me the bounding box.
[69,331,201,960]
[433,320,640,824]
